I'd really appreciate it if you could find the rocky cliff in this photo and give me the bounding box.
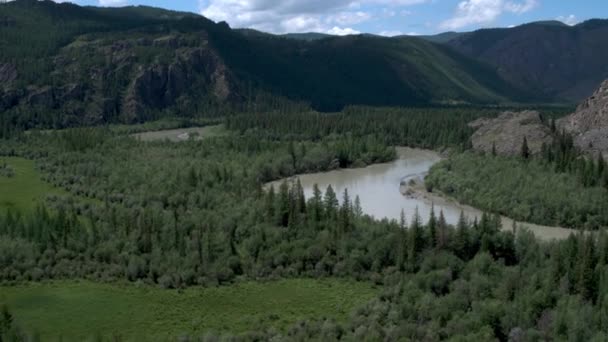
[0,33,239,125]
[469,111,553,156]
[559,79,608,157]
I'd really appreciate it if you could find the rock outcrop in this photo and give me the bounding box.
[469,111,553,156]
[559,80,608,157]
[0,63,17,87]
[0,33,240,124]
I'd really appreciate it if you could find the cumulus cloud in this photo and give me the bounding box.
[440,0,538,30]
[327,26,361,35]
[199,0,428,34]
[557,14,578,26]
[98,0,128,6]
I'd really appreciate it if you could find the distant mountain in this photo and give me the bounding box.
[280,32,333,41]
[446,19,608,102]
[0,0,530,128]
[418,32,468,44]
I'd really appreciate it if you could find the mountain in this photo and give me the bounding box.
[418,32,468,44]
[0,0,530,128]
[445,20,608,102]
[280,32,333,41]
[559,79,608,157]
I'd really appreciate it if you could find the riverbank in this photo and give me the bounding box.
[404,179,578,241]
[269,146,578,241]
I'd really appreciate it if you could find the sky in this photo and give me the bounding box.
[42,0,608,36]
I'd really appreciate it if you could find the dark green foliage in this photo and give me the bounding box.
[427,152,608,228]
[227,106,505,149]
[0,109,606,340]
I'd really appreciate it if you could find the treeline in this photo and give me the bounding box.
[227,106,496,149]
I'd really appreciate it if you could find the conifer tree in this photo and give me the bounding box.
[521,136,530,160]
[265,185,276,222]
[437,210,447,249]
[454,211,469,259]
[324,185,339,220]
[428,204,437,248]
[311,184,324,222]
[278,181,290,227]
[407,208,424,271]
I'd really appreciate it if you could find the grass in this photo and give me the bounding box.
[0,157,67,212]
[0,279,378,341]
[131,124,227,142]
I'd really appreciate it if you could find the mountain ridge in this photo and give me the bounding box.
[0,0,606,129]
[0,0,530,128]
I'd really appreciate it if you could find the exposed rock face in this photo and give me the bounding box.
[469,111,553,156]
[0,33,240,124]
[0,63,17,87]
[559,80,608,157]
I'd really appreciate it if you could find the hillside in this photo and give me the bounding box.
[559,79,608,157]
[0,0,529,129]
[446,20,608,102]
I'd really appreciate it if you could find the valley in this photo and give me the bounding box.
[1,1,608,341]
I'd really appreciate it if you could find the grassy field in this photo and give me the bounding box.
[0,157,66,212]
[132,125,227,142]
[1,279,378,341]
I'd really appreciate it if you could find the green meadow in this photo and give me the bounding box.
[1,279,377,341]
[0,157,66,212]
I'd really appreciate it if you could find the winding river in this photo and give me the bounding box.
[268,147,577,241]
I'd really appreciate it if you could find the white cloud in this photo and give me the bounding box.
[379,30,403,36]
[199,0,428,34]
[440,0,538,30]
[557,14,578,26]
[327,26,361,35]
[98,0,128,6]
[504,0,537,14]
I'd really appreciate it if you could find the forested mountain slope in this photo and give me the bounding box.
[1,0,528,130]
[446,20,608,102]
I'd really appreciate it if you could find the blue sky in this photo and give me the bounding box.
[53,0,607,36]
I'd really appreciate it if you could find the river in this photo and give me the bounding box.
[268,147,577,241]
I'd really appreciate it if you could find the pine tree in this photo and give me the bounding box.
[324,185,339,221]
[295,178,306,215]
[265,185,276,222]
[407,207,424,272]
[278,181,290,227]
[577,234,597,300]
[311,183,324,222]
[428,204,437,248]
[454,211,469,259]
[437,210,447,249]
[521,136,530,160]
[353,195,363,218]
[339,189,352,234]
